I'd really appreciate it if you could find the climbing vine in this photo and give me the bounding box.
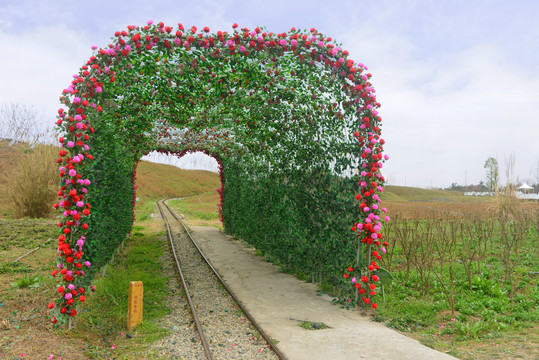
[50,21,387,325]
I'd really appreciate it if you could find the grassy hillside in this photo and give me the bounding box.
[382,185,487,202]
[135,160,220,201]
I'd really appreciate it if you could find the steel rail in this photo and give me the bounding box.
[156,200,214,360]
[162,200,288,360]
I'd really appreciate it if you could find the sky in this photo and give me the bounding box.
[0,0,538,188]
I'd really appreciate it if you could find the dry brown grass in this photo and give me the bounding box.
[0,140,27,218]
[4,143,58,218]
[0,223,88,359]
[385,199,539,220]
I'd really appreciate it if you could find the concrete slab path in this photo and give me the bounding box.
[188,225,458,360]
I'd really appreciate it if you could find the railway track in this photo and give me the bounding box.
[156,200,287,360]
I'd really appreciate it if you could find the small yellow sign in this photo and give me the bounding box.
[127,281,143,330]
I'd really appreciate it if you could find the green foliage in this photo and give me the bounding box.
[222,161,359,295]
[454,320,493,340]
[11,274,41,288]
[79,125,137,284]
[470,275,506,297]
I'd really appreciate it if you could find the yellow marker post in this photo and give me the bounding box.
[127,281,143,330]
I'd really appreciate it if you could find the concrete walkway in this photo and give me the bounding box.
[189,225,458,360]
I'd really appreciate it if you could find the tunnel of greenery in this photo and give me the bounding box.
[50,21,387,325]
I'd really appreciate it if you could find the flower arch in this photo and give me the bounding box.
[49,21,388,325]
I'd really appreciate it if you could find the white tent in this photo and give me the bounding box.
[517,183,534,192]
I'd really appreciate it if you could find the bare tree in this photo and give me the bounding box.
[0,103,42,145]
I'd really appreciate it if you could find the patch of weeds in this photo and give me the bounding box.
[0,262,33,274]
[331,296,356,310]
[387,317,411,332]
[279,266,294,275]
[372,313,387,323]
[454,319,493,340]
[318,281,333,293]
[298,321,328,330]
[11,274,40,288]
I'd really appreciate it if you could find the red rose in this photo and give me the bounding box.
[50,317,57,324]
[371,303,378,309]
[79,295,85,303]
[48,302,55,309]
[60,307,67,314]
[343,273,349,278]
[57,286,65,293]
[347,267,354,272]
[232,23,238,28]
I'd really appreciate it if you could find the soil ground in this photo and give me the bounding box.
[186,224,458,360]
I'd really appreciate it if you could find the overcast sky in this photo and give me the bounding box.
[1,0,537,188]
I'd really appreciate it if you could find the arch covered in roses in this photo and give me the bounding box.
[49,21,389,325]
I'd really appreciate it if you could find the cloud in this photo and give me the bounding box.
[331,8,539,187]
[0,22,94,128]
